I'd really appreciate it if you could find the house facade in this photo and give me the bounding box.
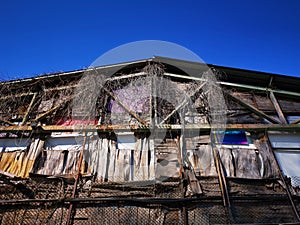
[0,57,299,224]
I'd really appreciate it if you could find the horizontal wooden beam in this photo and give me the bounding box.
[164,72,300,98]
[0,123,298,133]
[0,72,146,100]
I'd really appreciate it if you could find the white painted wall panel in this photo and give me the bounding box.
[268,131,300,148]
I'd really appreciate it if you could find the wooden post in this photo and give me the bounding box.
[269,91,288,124]
[66,133,88,225]
[176,134,188,225]
[21,93,37,125]
[149,74,153,126]
[214,147,234,223]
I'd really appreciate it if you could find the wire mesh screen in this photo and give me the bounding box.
[0,197,299,225]
[291,176,300,188]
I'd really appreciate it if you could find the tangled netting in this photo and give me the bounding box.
[72,63,227,129]
[0,77,77,127]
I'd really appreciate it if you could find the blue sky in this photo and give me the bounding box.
[0,0,300,80]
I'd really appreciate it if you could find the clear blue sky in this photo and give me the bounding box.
[1,0,300,80]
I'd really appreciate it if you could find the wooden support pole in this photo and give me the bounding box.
[103,87,147,126]
[21,93,37,125]
[227,93,280,124]
[176,134,188,225]
[269,91,288,124]
[212,147,227,206]
[0,123,299,133]
[265,131,300,222]
[149,75,153,126]
[212,146,233,223]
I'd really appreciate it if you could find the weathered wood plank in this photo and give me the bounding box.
[0,123,300,133]
[269,91,288,124]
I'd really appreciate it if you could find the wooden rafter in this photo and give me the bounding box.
[103,87,147,126]
[291,117,300,124]
[164,72,300,98]
[269,91,287,124]
[227,93,280,124]
[33,97,73,123]
[159,81,207,125]
[21,93,37,125]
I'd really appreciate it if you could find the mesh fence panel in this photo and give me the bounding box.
[291,176,300,188]
[0,198,299,225]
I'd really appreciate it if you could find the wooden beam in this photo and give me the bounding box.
[227,93,280,124]
[0,92,35,100]
[0,123,299,133]
[269,91,288,124]
[164,72,300,98]
[103,87,147,125]
[108,72,147,81]
[159,81,206,125]
[33,97,72,123]
[291,117,300,125]
[212,147,233,222]
[0,117,15,126]
[21,93,37,125]
[67,133,88,225]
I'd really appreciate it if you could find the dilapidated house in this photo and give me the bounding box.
[0,56,299,224]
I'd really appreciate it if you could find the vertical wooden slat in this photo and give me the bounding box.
[107,140,116,181]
